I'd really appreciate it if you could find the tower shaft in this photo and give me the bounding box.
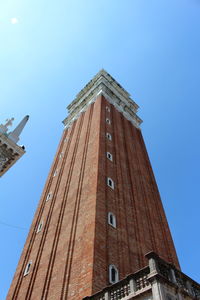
[7,71,179,300]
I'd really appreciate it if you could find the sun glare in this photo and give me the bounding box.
[10,17,19,24]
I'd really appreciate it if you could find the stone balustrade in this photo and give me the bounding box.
[83,252,200,300]
[83,266,150,300]
[154,254,200,299]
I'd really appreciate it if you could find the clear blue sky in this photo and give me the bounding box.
[1,0,200,298]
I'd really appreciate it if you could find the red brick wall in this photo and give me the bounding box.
[7,98,102,300]
[92,96,179,294]
[7,95,179,300]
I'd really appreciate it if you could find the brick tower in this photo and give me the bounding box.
[7,70,180,300]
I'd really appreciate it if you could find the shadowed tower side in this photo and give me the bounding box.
[7,70,179,300]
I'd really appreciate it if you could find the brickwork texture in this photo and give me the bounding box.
[7,95,179,300]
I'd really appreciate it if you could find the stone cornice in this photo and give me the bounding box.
[63,69,142,129]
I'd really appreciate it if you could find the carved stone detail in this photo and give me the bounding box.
[0,133,25,177]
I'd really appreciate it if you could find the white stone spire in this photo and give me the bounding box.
[8,115,29,144]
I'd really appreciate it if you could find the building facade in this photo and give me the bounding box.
[7,70,194,300]
[0,116,29,177]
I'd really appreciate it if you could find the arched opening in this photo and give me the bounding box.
[109,264,119,284]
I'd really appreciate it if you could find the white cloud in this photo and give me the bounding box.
[10,18,19,24]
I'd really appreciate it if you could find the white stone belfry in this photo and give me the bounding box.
[63,69,142,129]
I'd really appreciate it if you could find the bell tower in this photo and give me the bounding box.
[7,70,179,300]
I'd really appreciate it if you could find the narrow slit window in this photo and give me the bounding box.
[53,170,58,177]
[107,177,114,189]
[59,152,64,159]
[106,152,113,162]
[46,192,52,202]
[37,221,43,233]
[106,106,110,112]
[108,212,116,228]
[106,118,111,125]
[106,133,112,141]
[24,261,32,276]
[109,264,119,284]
